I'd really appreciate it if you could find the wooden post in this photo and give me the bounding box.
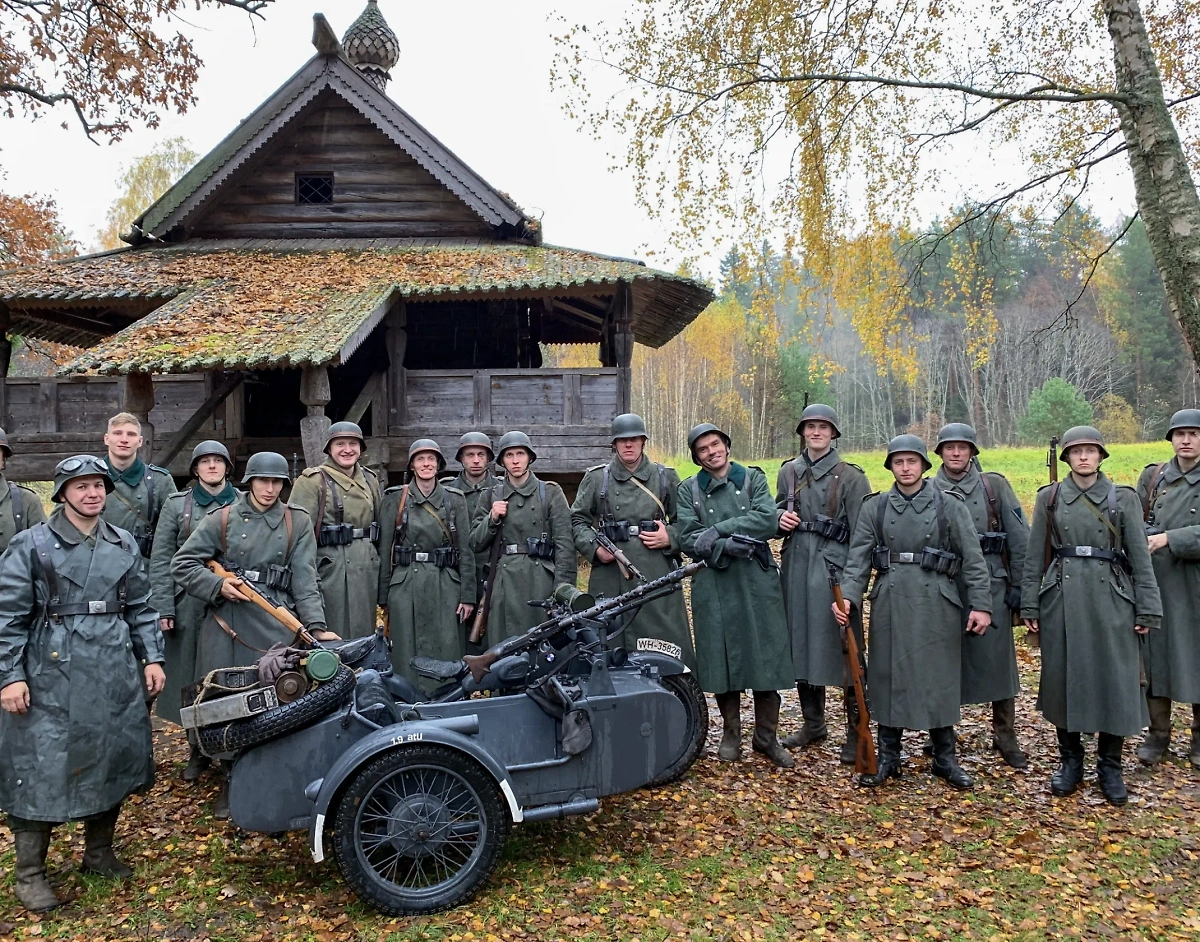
[387,301,408,431]
[123,372,156,460]
[0,307,10,430]
[612,281,634,415]
[473,371,492,426]
[299,365,332,469]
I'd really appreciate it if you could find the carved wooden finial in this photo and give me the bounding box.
[312,13,342,56]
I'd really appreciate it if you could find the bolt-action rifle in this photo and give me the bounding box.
[470,506,505,645]
[206,559,334,647]
[827,562,877,776]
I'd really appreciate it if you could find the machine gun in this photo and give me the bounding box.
[463,560,706,683]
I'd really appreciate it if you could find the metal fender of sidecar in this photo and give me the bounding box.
[306,714,523,862]
[626,651,689,677]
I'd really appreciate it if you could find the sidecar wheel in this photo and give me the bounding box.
[333,745,509,915]
[649,671,709,786]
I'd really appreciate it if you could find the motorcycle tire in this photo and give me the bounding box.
[649,671,709,786]
[333,744,509,915]
[196,664,356,756]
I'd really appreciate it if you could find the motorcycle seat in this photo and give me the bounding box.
[411,656,467,681]
[323,635,377,667]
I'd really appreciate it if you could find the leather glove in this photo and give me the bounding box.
[692,526,721,560]
[1004,585,1021,612]
[723,537,756,559]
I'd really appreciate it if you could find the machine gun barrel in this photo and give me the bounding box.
[463,560,706,683]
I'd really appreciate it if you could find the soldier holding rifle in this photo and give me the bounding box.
[1021,427,1161,806]
[445,432,502,616]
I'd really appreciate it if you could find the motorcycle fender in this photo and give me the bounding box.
[307,719,523,863]
[627,651,689,678]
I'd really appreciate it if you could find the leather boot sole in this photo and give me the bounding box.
[857,765,901,787]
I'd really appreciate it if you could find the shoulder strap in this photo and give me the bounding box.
[417,498,455,545]
[1107,483,1120,552]
[825,461,846,518]
[1143,462,1170,522]
[1042,482,1062,574]
[600,465,611,518]
[979,470,1001,531]
[539,479,549,533]
[319,469,343,526]
[393,484,410,534]
[630,471,668,519]
[786,460,797,514]
[690,476,706,524]
[875,491,888,544]
[182,491,195,540]
[220,505,231,555]
[932,485,948,548]
[30,524,60,607]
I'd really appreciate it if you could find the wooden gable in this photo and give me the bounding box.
[189,91,492,240]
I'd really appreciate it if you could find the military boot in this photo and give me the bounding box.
[1137,696,1173,765]
[81,806,134,879]
[12,826,60,912]
[1096,733,1128,806]
[930,726,973,790]
[839,688,861,765]
[750,691,795,768]
[714,692,743,761]
[991,698,1028,768]
[781,683,827,749]
[1191,704,1200,770]
[1051,728,1085,797]
[183,739,211,782]
[859,725,903,786]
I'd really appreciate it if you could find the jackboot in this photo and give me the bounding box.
[183,739,211,782]
[991,698,1028,768]
[750,690,795,768]
[714,691,743,761]
[839,688,861,765]
[781,683,827,749]
[1191,704,1200,770]
[214,763,231,819]
[1097,733,1128,806]
[858,725,903,786]
[81,806,134,879]
[1051,728,1085,797]
[930,726,973,790]
[1137,696,1172,766]
[12,826,60,912]
[921,727,956,757]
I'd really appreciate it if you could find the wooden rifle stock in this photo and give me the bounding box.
[594,530,644,581]
[828,563,877,776]
[205,560,319,646]
[470,517,505,644]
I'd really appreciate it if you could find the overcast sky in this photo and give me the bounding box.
[1,0,1139,277]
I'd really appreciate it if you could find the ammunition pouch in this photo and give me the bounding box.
[979,531,1008,555]
[1145,524,1164,537]
[601,519,631,543]
[798,514,850,544]
[264,564,292,591]
[526,534,555,560]
[434,546,461,569]
[318,522,380,547]
[392,544,414,567]
[871,546,891,572]
[920,546,962,576]
[639,518,660,534]
[135,532,154,557]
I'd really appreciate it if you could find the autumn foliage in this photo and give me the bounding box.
[0,192,76,267]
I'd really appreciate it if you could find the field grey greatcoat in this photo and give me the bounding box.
[1021,473,1162,736]
[934,465,1029,704]
[469,474,575,649]
[171,493,326,676]
[378,482,476,687]
[841,483,992,730]
[0,475,46,554]
[149,482,239,724]
[676,463,792,694]
[288,460,382,639]
[571,456,695,668]
[1137,458,1200,703]
[101,457,176,565]
[445,470,502,604]
[0,509,163,822]
[774,450,870,687]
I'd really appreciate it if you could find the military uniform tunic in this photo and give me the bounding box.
[0,509,163,822]
[775,449,870,687]
[171,493,326,675]
[1020,473,1162,736]
[841,483,992,730]
[378,482,476,687]
[676,463,792,694]
[101,457,176,566]
[1138,459,1200,702]
[288,459,382,639]
[933,465,1029,704]
[0,475,47,554]
[149,482,239,724]
[571,456,695,668]
[445,470,503,604]
[469,474,576,649]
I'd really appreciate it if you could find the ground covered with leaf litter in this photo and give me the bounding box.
[2,642,1199,942]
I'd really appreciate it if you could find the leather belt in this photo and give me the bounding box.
[503,544,529,555]
[888,552,922,564]
[1053,545,1128,570]
[47,600,126,616]
[350,527,373,540]
[413,552,433,563]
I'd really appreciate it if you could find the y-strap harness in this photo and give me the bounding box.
[31,523,128,621]
[598,462,670,542]
[1044,481,1131,576]
[870,486,961,575]
[219,503,296,591]
[497,480,555,559]
[315,469,380,547]
[784,456,850,543]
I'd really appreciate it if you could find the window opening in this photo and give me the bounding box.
[296,173,334,204]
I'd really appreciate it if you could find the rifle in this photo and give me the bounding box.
[593,529,645,582]
[464,561,706,683]
[470,505,505,644]
[827,562,877,776]
[206,559,327,647]
[1030,436,1060,650]
[1047,436,1059,486]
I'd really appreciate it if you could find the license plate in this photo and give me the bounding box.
[636,637,683,659]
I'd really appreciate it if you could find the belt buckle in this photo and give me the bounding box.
[628,525,640,536]
[414,552,430,562]
[504,544,519,555]
[1076,546,1093,557]
[88,600,106,614]
[243,569,261,582]
[897,552,915,563]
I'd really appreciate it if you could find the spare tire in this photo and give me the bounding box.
[197,664,356,756]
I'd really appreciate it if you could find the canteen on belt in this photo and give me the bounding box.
[304,648,340,683]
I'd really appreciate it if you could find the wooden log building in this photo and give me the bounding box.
[0,3,711,485]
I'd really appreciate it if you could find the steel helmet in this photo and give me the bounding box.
[0,426,11,459]
[1166,409,1200,441]
[884,434,932,472]
[611,413,649,442]
[455,431,494,463]
[687,423,732,461]
[189,440,233,476]
[496,430,537,463]
[241,451,291,484]
[1059,426,1109,461]
[407,438,446,472]
[51,455,114,503]
[323,421,365,454]
[934,423,979,456]
[796,403,841,439]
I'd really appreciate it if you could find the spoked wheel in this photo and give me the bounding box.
[649,671,710,786]
[333,745,509,915]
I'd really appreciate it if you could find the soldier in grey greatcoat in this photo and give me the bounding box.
[836,435,992,790]
[775,404,870,761]
[149,441,239,781]
[932,423,1031,768]
[1136,409,1200,769]
[444,432,502,613]
[676,423,794,769]
[1021,426,1162,806]
[0,427,46,554]
[0,456,165,912]
[571,414,694,668]
[379,440,476,688]
[100,412,177,566]
[288,421,382,640]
